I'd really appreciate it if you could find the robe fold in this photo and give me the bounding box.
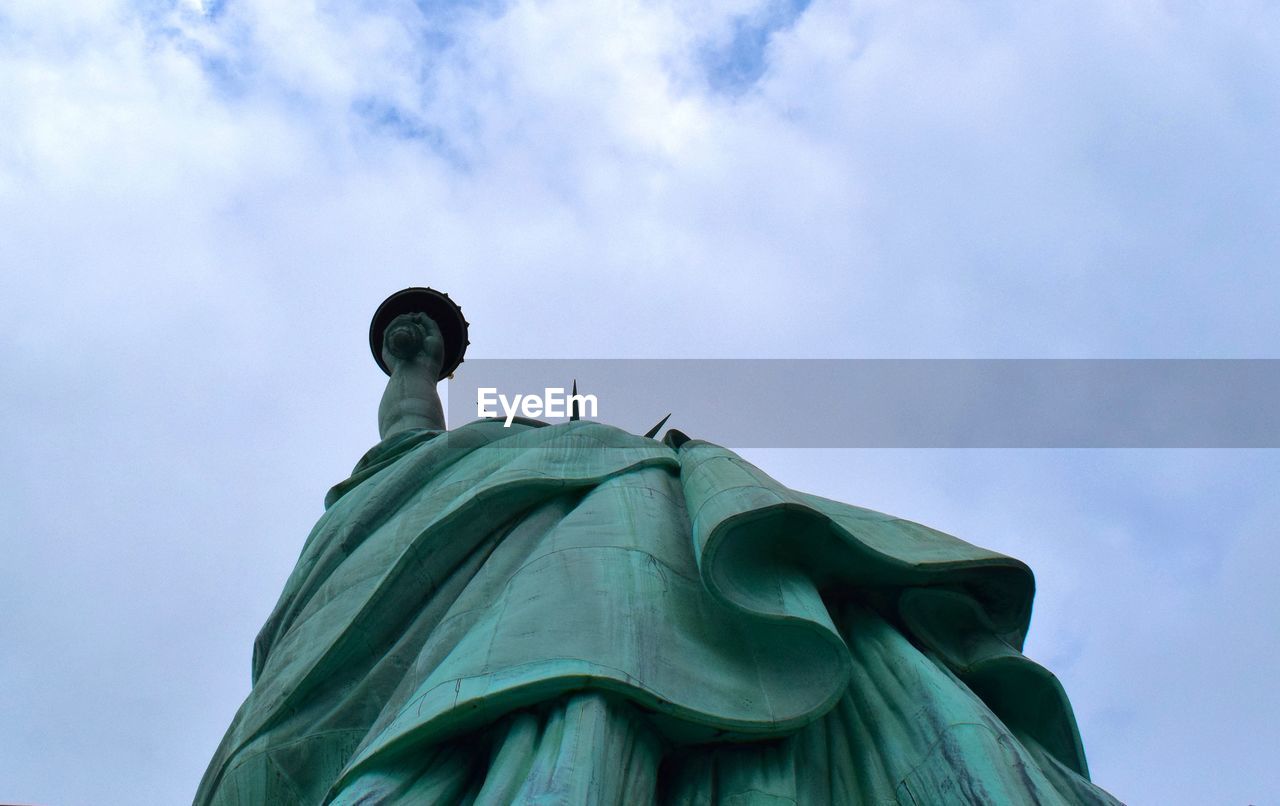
[195,419,1119,805]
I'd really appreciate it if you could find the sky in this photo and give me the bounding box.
[1,0,1278,803]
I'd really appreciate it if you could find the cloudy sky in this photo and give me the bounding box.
[2,0,1278,803]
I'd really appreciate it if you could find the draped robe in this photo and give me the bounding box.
[195,419,1120,805]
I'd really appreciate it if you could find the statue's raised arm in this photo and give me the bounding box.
[377,312,446,438]
[366,286,470,440]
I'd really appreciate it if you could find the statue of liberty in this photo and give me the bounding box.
[196,288,1120,805]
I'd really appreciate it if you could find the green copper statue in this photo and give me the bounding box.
[196,289,1120,805]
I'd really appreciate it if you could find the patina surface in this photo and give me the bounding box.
[196,304,1119,805]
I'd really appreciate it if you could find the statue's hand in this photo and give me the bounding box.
[381,312,445,374]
